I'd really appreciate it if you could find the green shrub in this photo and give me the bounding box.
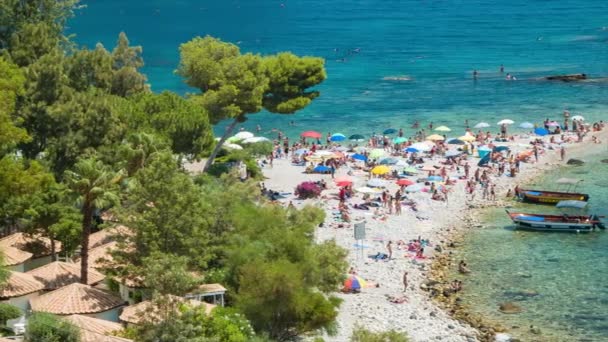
[0,303,21,323]
[350,325,409,342]
[24,313,80,342]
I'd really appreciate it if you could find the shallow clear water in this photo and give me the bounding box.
[452,144,608,341]
[67,1,608,339]
[68,0,608,138]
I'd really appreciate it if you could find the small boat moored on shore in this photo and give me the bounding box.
[517,178,589,204]
[506,201,605,233]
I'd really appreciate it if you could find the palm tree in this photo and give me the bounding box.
[64,158,122,284]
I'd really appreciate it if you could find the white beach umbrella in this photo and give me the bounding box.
[356,186,382,194]
[367,178,387,188]
[241,136,270,144]
[405,183,425,193]
[223,143,243,150]
[519,122,534,129]
[410,142,432,152]
[497,119,514,125]
[474,122,490,129]
[233,131,255,140]
[571,115,584,121]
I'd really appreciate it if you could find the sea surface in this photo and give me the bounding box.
[68,1,608,340]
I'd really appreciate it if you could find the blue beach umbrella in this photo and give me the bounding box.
[478,154,491,166]
[351,153,367,161]
[313,165,331,173]
[427,175,443,182]
[519,122,535,129]
[405,147,420,153]
[383,128,397,135]
[330,133,346,142]
[534,127,549,136]
[379,157,398,165]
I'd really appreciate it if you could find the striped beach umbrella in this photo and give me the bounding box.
[344,275,367,291]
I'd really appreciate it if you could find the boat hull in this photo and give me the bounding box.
[507,212,602,233]
[518,189,589,204]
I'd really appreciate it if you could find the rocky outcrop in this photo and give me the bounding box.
[566,158,585,165]
[499,302,523,314]
[545,74,587,82]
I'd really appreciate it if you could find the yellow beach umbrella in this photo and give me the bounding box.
[434,126,451,132]
[371,165,390,175]
[368,149,386,159]
[426,134,445,141]
[458,134,476,142]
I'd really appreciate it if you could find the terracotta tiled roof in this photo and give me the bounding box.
[27,261,106,290]
[89,225,133,249]
[119,295,216,325]
[0,232,62,257]
[30,283,125,315]
[1,245,33,266]
[85,241,118,270]
[0,271,45,298]
[65,315,132,342]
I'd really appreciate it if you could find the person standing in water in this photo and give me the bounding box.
[500,64,504,73]
[473,70,478,80]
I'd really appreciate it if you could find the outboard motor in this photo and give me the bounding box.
[591,215,605,229]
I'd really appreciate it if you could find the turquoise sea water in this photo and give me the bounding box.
[68,1,608,340]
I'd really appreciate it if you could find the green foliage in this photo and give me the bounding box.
[0,303,21,323]
[65,43,114,92]
[141,252,200,296]
[0,252,10,290]
[24,312,81,342]
[9,22,61,67]
[350,325,410,342]
[0,57,29,154]
[111,32,147,96]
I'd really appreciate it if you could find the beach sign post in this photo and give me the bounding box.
[354,221,366,262]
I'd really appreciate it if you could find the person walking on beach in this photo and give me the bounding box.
[464,162,470,178]
[403,271,408,292]
[386,241,393,260]
[560,146,566,161]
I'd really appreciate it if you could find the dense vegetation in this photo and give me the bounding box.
[0,1,347,341]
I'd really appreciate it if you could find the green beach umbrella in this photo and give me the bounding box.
[393,137,408,144]
[369,149,386,159]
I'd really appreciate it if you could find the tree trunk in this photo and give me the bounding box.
[80,201,93,284]
[202,117,240,172]
[49,232,57,262]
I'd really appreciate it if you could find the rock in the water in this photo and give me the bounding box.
[601,159,608,164]
[499,302,523,314]
[529,326,542,335]
[566,158,585,165]
[545,73,587,82]
[495,333,512,342]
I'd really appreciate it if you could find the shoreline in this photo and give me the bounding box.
[260,126,607,342]
[427,127,608,342]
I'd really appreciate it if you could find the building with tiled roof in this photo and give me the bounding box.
[30,283,126,321]
[89,225,133,250]
[0,232,62,271]
[83,241,118,271]
[1,246,33,272]
[0,271,45,312]
[27,261,105,290]
[119,295,216,326]
[65,315,132,342]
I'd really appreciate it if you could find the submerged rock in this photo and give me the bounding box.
[566,158,585,165]
[601,159,608,164]
[545,74,587,82]
[499,302,523,314]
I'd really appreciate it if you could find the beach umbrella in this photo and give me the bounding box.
[405,147,420,153]
[313,165,331,173]
[395,160,408,167]
[426,134,445,141]
[241,136,270,144]
[421,165,437,172]
[474,122,490,129]
[330,133,346,142]
[368,149,386,159]
[447,138,464,145]
[367,178,387,187]
[301,131,322,139]
[396,179,414,186]
[493,146,510,152]
[349,134,366,141]
[445,150,462,158]
[547,121,560,127]
[344,275,367,291]
[393,137,408,144]
[383,128,397,135]
[294,148,309,155]
[305,156,323,163]
[534,127,549,136]
[233,131,254,140]
[478,154,491,166]
[427,175,443,182]
[223,143,243,150]
[497,119,514,125]
[458,134,476,142]
[334,176,353,187]
[434,126,451,132]
[410,142,432,152]
[351,153,367,161]
[571,115,584,121]
[356,186,382,194]
[379,157,398,165]
[403,166,418,174]
[371,165,390,175]
[405,183,425,193]
[519,122,534,129]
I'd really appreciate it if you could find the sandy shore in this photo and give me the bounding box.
[261,127,607,342]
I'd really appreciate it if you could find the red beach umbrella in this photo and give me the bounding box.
[335,176,353,187]
[396,179,414,186]
[301,131,322,139]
